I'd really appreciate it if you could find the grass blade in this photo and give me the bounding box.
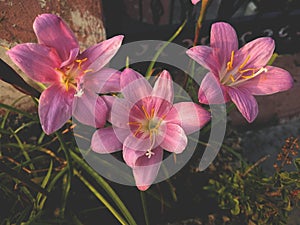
[74,169,128,225]
[70,151,137,225]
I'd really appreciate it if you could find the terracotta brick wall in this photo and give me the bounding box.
[0,0,105,113]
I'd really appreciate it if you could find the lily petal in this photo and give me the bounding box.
[159,123,188,154]
[167,102,211,135]
[38,84,75,134]
[210,22,238,68]
[60,48,80,68]
[235,37,274,69]
[186,46,219,74]
[227,88,258,123]
[84,68,121,93]
[102,95,116,122]
[33,14,79,62]
[191,0,201,4]
[144,97,173,120]
[120,68,152,103]
[132,147,163,191]
[72,91,107,128]
[79,35,124,72]
[238,66,293,95]
[198,72,230,104]
[7,43,61,83]
[91,127,122,153]
[111,98,135,128]
[152,70,174,103]
[123,134,153,167]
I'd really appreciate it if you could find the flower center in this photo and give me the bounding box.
[128,105,165,158]
[221,51,268,86]
[56,57,92,91]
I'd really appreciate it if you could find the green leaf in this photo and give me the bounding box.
[294,158,300,171]
[230,198,240,215]
[145,19,187,79]
[74,169,128,225]
[70,151,137,225]
[267,53,279,66]
[0,103,37,120]
[37,160,53,209]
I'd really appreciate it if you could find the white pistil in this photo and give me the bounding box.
[241,67,268,79]
[253,67,268,77]
[74,88,84,97]
[145,149,155,158]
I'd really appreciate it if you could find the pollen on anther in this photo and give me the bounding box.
[226,51,235,71]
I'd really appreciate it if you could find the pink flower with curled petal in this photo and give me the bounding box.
[187,22,293,122]
[91,68,211,191]
[7,14,123,134]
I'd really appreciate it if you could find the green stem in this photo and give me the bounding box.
[189,136,244,162]
[70,151,137,225]
[140,191,150,225]
[56,132,72,219]
[9,128,35,171]
[145,19,187,79]
[74,169,128,225]
[0,103,36,119]
[193,0,210,46]
[202,103,236,135]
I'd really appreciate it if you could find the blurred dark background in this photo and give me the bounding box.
[102,0,300,53]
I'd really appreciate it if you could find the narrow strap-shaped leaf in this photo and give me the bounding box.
[74,169,128,225]
[70,151,137,225]
[145,19,187,79]
[0,59,40,98]
[0,161,48,195]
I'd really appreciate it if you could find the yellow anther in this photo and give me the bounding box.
[83,69,93,74]
[239,68,256,74]
[142,105,151,120]
[226,51,235,71]
[75,57,88,69]
[150,108,155,118]
[65,80,70,91]
[239,55,251,70]
[230,75,235,82]
[128,121,143,137]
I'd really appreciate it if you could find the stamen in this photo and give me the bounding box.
[241,67,268,79]
[239,68,256,74]
[142,105,151,120]
[239,55,250,70]
[65,80,70,91]
[128,121,143,137]
[75,57,88,69]
[83,69,93,74]
[230,75,235,82]
[145,149,155,158]
[226,51,235,71]
[150,108,155,118]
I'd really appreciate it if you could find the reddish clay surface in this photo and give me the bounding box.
[0,0,105,114]
[0,0,105,44]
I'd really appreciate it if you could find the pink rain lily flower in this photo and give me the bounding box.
[7,14,123,134]
[191,0,201,5]
[186,22,293,122]
[91,69,210,191]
